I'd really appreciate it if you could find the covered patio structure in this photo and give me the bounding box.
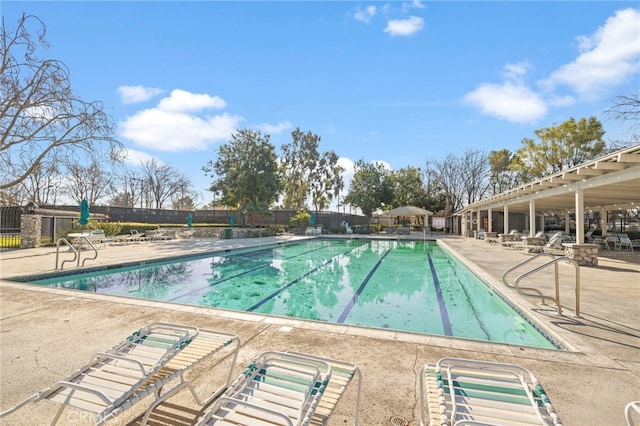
[454,144,640,263]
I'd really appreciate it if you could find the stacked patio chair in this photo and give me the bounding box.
[195,350,361,426]
[419,357,562,426]
[0,322,240,426]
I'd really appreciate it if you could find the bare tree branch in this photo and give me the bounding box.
[0,14,123,191]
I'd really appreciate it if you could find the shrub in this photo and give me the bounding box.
[289,211,311,228]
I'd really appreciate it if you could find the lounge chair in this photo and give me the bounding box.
[286,351,361,426]
[305,226,322,236]
[419,357,562,426]
[542,233,573,255]
[602,234,621,250]
[146,229,173,241]
[618,233,633,251]
[584,229,595,243]
[195,351,336,426]
[1,323,240,426]
[86,229,113,248]
[114,229,146,244]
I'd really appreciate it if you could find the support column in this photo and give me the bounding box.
[600,209,608,237]
[565,212,571,233]
[529,200,536,237]
[487,208,493,233]
[503,205,509,234]
[575,189,585,244]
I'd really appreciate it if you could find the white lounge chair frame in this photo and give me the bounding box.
[196,351,334,426]
[286,351,361,426]
[419,357,562,426]
[1,322,240,426]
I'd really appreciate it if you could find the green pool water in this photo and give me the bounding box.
[27,239,558,349]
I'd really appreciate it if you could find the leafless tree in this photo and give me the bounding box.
[17,160,60,205]
[606,91,640,126]
[0,14,123,190]
[62,159,114,205]
[141,158,192,209]
[425,149,490,217]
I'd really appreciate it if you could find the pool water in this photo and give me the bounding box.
[28,240,558,349]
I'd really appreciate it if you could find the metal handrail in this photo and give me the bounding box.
[502,253,556,297]
[55,236,99,270]
[77,236,98,266]
[503,253,581,316]
[55,238,77,270]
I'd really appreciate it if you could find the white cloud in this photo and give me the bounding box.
[402,0,425,13]
[373,160,393,171]
[542,8,640,99]
[501,62,532,84]
[157,89,226,112]
[122,148,156,166]
[256,121,292,134]
[354,6,376,23]
[118,89,242,152]
[384,16,424,36]
[117,85,164,104]
[463,81,547,123]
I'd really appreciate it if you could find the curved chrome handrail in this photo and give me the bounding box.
[55,238,77,270]
[77,236,98,266]
[512,256,581,316]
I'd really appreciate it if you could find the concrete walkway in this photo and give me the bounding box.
[1,235,639,425]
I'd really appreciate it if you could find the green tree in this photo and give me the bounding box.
[310,150,345,212]
[0,14,123,191]
[487,149,522,194]
[280,127,342,212]
[389,166,427,207]
[203,129,282,212]
[344,160,393,218]
[512,117,606,179]
[244,195,272,227]
[280,128,320,210]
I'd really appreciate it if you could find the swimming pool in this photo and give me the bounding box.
[25,239,558,349]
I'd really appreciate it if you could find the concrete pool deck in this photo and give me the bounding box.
[0,234,638,425]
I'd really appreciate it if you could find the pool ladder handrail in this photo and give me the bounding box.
[55,236,98,270]
[502,253,580,317]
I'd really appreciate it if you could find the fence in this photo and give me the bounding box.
[0,204,370,249]
[35,205,369,229]
[0,206,22,249]
[40,216,75,245]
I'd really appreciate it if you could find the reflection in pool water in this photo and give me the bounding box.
[29,240,558,349]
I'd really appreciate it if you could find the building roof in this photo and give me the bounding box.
[456,144,640,215]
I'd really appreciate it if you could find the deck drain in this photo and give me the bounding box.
[389,416,409,426]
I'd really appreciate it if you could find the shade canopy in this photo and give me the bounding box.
[386,206,433,217]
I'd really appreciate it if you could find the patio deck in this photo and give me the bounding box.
[1,234,638,425]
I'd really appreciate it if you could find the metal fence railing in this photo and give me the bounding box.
[0,206,22,249]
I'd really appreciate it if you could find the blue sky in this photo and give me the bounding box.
[3,1,639,207]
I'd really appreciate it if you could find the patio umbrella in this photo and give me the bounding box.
[79,199,90,226]
[187,213,193,227]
